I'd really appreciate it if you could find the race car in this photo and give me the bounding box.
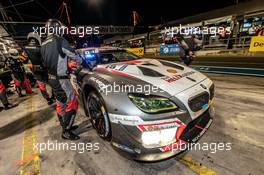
[74,47,215,161]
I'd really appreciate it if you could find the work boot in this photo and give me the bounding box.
[4,103,18,110]
[18,90,26,97]
[61,130,80,140]
[0,92,18,110]
[64,110,77,131]
[19,93,26,97]
[71,125,79,130]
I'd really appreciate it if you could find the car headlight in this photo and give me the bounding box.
[128,94,178,113]
[141,128,177,147]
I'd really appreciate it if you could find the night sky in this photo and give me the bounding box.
[0,0,241,25]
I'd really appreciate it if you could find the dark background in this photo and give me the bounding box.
[0,0,249,25]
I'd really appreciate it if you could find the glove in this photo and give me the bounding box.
[68,60,82,75]
[68,60,77,69]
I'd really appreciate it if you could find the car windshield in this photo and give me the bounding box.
[97,50,140,64]
[82,49,141,69]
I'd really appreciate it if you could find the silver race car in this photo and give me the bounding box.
[74,47,215,161]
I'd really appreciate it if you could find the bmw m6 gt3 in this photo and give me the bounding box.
[73,47,215,161]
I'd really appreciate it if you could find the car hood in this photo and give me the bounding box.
[94,59,207,96]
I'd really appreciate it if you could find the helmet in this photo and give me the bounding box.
[83,43,88,48]
[45,19,64,36]
[45,19,62,28]
[8,48,19,59]
[27,32,41,45]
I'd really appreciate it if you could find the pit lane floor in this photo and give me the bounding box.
[0,73,263,175]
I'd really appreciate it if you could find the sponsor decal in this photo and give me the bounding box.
[161,75,182,83]
[160,44,180,55]
[97,26,134,34]
[192,119,213,142]
[90,77,107,92]
[125,47,144,56]
[161,71,195,83]
[106,64,128,71]
[167,69,177,74]
[137,120,183,132]
[108,114,144,125]
[249,36,264,52]
[109,114,186,129]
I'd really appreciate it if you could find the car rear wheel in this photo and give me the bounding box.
[86,91,111,140]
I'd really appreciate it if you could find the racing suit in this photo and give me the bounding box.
[0,68,18,109]
[7,58,33,96]
[0,53,18,110]
[0,80,18,109]
[24,42,54,104]
[0,80,9,108]
[41,34,81,140]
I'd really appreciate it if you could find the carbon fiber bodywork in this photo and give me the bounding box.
[74,47,215,161]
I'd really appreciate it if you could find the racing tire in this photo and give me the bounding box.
[86,91,111,140]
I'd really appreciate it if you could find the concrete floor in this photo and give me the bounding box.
[0,73,263,175]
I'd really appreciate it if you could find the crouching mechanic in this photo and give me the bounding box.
[0,74,18,109]
[7,49,33,96]
[0,56,18,110]
[24,32,54,105]
[41,19,82,140]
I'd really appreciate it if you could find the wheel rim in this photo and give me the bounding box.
[87,95,106,136]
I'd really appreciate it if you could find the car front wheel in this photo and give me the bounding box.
[86,91,111,140]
